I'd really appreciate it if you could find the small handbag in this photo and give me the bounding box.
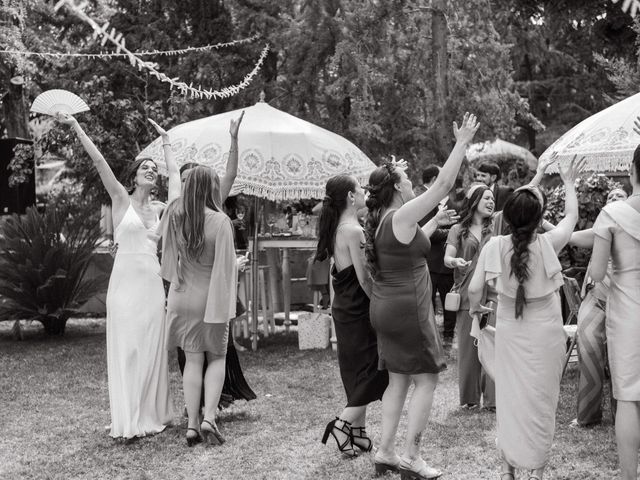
[444,288,461,312]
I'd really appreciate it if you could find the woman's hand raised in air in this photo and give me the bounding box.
[229,111,245,139]
[453,112,480,146]
[558,154,586,186]
[148,118,169,142]
[55,112,78,127]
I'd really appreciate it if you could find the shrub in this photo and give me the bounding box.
[544,173,624,281]
[0,201,104,336]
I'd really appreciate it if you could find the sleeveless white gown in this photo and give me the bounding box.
[106,203,172,439]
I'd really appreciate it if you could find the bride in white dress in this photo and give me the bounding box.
[57,113,180,440]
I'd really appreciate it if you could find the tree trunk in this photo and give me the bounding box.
[431,0,449,163]
[40,316,68,336]
[3,80,30,139]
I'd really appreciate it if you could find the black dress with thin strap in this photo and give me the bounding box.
[331,264,388,407]
[370,211,446,374]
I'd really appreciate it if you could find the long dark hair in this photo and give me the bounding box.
[502,190,543,318]
[123,157,157,194]
[314,175,358,262]
[633,144,640,182]
[457,185,493,243]
[363,163,402,278]
[173,166,223,260]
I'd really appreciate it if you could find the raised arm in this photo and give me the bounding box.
[568,228,595,249]
[546,155,585,252]
[590,234,611,282]
[220,111,245,203]
[56,113,127,205]
[346,225,372,297]
[148,118,181,203]
[529,151,558,188]
[422,207,459,238]
[395,113,479,228]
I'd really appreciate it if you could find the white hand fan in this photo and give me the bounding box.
[30,89,90,116]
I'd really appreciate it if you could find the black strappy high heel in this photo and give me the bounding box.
[321,417,358,458]
[351,426,373,452]
[186,428,202,447]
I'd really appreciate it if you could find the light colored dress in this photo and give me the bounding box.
[160,205,237,355]
[106,203,172,439]
[592,201,640,401]
[473,233,565,469]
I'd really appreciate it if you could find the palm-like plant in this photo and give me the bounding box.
[0,204,104,335]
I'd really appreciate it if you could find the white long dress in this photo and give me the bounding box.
[106,203,172,439]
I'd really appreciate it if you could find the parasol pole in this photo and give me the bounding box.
[251,196,260,351]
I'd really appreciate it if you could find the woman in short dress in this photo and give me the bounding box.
[315,174,389,457]
[364,113,479,479]
[590,146,640,480]
[160,166,238,446]
[468,157,583,480]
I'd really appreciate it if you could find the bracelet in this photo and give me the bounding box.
[162,143,171,147]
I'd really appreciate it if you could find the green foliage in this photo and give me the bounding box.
[0,201,103,335]
[545,173,624,276]
[493,0,636,154]
[8,142,34,187]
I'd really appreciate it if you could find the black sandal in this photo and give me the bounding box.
[201,419,225,445]
[186,427,202,447]
[351,426,373,452]
[321,417,357,458]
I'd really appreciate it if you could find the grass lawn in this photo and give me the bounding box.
[0,318,619,480]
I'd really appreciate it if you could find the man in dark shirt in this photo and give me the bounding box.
[475,161,513,212]
[415,165,457,347]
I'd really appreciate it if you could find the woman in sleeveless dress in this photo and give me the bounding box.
[468,158,583,480]
[364,113,479,479]
[444,184,495,410]
[160,166,238,446]
[313,175,388,458]
[590,146,640,480]
[57,114,180,440]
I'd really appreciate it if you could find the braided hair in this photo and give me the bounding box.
[363,163,402,278]
[502,190,543,318]
[314,175,358,262]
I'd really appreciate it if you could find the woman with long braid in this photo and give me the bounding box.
[468,156,584,480]
[365,113,479,479]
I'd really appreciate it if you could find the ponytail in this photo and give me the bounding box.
[314,175,357,263]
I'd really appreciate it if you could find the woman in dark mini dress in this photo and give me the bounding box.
[364,113,479,480]
[315,175,388,457]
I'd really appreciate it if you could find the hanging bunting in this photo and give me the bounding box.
[51,0,268,100]
[0,34,259,58]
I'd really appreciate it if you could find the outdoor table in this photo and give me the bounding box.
[248,235,318,329]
